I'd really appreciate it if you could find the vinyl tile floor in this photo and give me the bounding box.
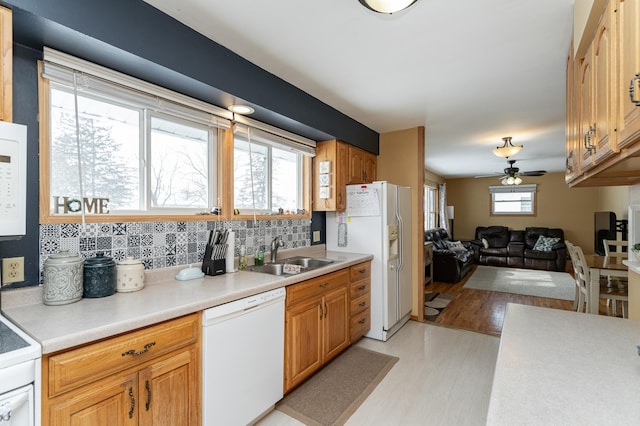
[258,321,500,426]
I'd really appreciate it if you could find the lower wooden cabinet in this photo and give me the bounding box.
[284,270,349,392]
[283,261,372,393]
[43,313,201,426]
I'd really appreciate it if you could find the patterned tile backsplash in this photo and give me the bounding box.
[39,219,311,282]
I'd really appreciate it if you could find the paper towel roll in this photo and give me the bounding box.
[225,230,236,273]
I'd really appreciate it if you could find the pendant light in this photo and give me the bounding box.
[359,0,418,14]
[493,136,523,159]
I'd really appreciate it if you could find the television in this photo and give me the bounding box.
[594,211,616,255]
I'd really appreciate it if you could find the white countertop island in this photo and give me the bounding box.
[487,304,640,424]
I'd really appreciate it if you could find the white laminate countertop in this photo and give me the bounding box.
[1,250,372,354]
[487,303,640,425]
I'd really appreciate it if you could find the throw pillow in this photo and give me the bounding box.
[446,240,467,252]
[533,235,560,252]
[481,238,489,249]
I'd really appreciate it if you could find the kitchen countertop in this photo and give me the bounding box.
[2,249,372,354]
[487,304,640,424]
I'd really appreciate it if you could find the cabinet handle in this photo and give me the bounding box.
[358,318,366,324]
[630,73,640,106]
[358,269,366,274]
[583,125,596,153]
[324,302,328,318]
[358,285,366,291]
[359,302,366,307]
[145,380,152,411]
[128,387,135,419]
[122,341,156,357]
[319,283,329,288]
[320,304,324,319]
[338,192,343,205]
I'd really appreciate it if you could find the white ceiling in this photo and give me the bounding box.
[143,0,574,179]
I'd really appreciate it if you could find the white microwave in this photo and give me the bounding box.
[0,121,27,238]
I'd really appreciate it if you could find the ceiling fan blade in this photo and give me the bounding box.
[519,170,546,176]
[474,173,503,178]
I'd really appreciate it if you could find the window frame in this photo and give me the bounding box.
[489,184,537,216]
[38,57,312,224]
[424,184,438,230]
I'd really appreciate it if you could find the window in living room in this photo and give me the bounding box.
[424,185,437,229]
[489,184,536,215]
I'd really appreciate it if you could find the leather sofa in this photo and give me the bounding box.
[471,226,566,272]
[424,228,475,283]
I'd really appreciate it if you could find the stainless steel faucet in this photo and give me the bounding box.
[270,235,284,263]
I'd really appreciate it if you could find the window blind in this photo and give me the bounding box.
[233,115,316,157]
[489,184,537,193]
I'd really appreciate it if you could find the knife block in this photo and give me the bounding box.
[202,242,227,276]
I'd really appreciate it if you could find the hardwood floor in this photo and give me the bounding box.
[426,264,619,336]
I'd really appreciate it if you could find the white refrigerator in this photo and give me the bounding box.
[326,181,412,341]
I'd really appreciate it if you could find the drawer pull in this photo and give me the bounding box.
[359,302,366,307]
[145,380,152,411]
[358,318,366,324]
[358,285,366,291]
[319,283,329,288]
[128,387,135,419]
[122,341,156,357]
[358,269,366,274]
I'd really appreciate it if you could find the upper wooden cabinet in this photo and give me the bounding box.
[567,0,640,186]
[313,140,377,211]
[0,5,12,122]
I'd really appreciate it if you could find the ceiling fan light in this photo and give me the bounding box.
[493,136,523,158]
[506,177,515,185]
[358,0,418,14]
[501,178,509,185]
[514,177,523,185]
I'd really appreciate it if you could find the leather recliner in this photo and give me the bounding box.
[424,228,475,283]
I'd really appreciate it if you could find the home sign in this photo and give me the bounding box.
[53,196,110,214]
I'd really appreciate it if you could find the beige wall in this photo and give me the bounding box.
[445,172,628,254]
[378,127,425,317]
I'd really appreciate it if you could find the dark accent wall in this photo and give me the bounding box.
[0,0,377,287]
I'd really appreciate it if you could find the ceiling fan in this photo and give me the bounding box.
[475,159,547,185]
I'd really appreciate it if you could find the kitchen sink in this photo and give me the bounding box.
[247,256,335,276]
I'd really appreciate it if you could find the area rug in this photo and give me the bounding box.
[463,265,575,300]
[424,292,455,322]
[276,346,399,426]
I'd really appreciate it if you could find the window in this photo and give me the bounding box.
[490,184,537,215]
[424,185,437,230]
[41,48,230,218]
[232,118,314,215]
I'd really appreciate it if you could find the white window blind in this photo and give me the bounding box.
[488,184,537,193]
[233,115,316,157]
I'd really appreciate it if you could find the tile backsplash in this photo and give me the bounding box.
[39,219,310,282]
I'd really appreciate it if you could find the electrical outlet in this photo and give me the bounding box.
[2,257,25,285]
[313,231,321,243]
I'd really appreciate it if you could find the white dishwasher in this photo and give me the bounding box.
[202,287,285,426]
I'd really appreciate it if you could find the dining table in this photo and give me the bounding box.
[584,254,628,315]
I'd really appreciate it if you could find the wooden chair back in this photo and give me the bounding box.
[602,239,628,258]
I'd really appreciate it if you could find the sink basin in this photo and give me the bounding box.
[247,263,286,276]
[247,257,335,276]
[277,256,335,269]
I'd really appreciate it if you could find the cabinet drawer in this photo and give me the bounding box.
[350,293,369,316]
[350,279,370,299]
[350,262,370,282]
[47,313,199,397]
[286,269,349,306]
[350,308,370,342]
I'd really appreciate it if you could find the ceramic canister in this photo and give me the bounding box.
[43,250,84,306]
[83,251,116,298]
[116,257,145,292]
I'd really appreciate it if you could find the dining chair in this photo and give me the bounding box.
[565,241,588,313]
[602,239,629,315]
[568,241,628,317]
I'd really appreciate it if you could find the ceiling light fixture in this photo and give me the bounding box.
[358,0,418,14]
[493,136,523,158]
[227,104,255,115]
[501,176,523,186]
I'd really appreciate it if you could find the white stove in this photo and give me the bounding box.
[0,314,41,426]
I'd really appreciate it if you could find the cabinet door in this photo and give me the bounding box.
[578,46,596,171]
[617,0,640,147]
[284,297,323,391]
[48,373,137,426]
[566,43,580,182]
[363,151,377,183]
[348,146,365,183]
[336,141,348,209]
[138,347,199,426]
[0,6,11,122]
[592,0,617,162]
[322,286,349,362]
